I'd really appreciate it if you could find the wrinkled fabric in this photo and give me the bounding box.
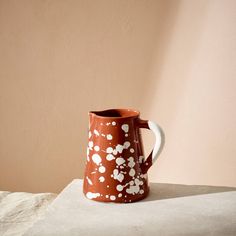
[0,191,56,236]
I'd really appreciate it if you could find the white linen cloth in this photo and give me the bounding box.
[0,191,56,236]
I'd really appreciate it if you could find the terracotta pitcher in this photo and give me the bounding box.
[83,108,164,203]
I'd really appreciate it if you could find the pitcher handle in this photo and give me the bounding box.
[137,119,165,174]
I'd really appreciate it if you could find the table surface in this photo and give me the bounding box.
[24,179,236,236]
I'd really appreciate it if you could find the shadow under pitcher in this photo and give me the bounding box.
[83,108,165,203]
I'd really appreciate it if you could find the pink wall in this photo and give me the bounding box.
[0,0,235,193]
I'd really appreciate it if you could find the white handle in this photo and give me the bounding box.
[147,120,165,164]
[138,119,165,173]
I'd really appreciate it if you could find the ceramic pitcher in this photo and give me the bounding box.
[83,108,164,203]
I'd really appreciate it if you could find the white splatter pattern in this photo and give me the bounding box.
[98,166,106,173]
[110,195,116,200]
[123,141,130,149]
[116,184,124,191]
[128,157,135,168]
[116,144,123,153]
[94,129,99,136]
[130,148,134,153]
[126,178,144,194]
[106,154,115,161]
[86,176,93,185]
[112,169,124,182]
[99,176,105,182]
[86,147,90,161]
[86,122,147,202]
[88,141,93,150]
[86,192,100,199]
[129,168,135,177]
[106,147,113,153]
[107,134,113,140]
[116,157,125,166]
[121,124,129,133]
[139,156,144,163]
[92,154,101,165]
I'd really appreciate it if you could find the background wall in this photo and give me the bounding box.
[0,0,235,193]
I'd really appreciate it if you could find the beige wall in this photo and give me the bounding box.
[0,0,235,193]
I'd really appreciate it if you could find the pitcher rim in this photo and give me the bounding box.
[89,108,140,119]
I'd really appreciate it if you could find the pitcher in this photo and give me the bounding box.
[83,108,164,203]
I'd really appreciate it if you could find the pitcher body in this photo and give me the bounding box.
[83,108,164,203]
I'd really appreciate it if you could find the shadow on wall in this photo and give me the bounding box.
[138,0,211,133]
[140,0,210,118]
[140,0,236,188]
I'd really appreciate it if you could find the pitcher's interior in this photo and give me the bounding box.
[91,109,139,118]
